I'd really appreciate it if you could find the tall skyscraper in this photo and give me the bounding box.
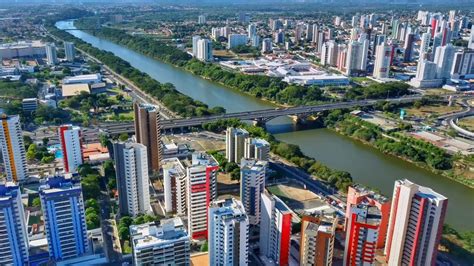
[345,40,368,76]
[58,124,83,174]
[321,40,338,66]
[0,182,29,265]
[300,214,338,266]
[240,159,266,225]
[161,157,186,215]
[434,44,455,79]
[192,35,201,57]
[373,42,392,79]
[198,15,206,24]
[262,38,273,53]
[345,185,390,249]
[410,60,440,88]
[196,38,213,62]
[130,218,190,265]
[248,23,257,39]
[134,102,161,173]
[208,198,249,266]
[113,141,151,217]
[64,42,75,62]
[451,49,474,79]
[343,204,382,266]
[186,152,218,239]
[225,127,249,164]
[385,179,448,266]
[469,25,474,49]
[403,33,415,62]
[419,32,431,58]
[244,137,270,161]
[0,114,27,182]
[260,190,292,266]
[39,176,88,261]
[45,43,58,65]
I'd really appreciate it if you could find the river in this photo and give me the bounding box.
[56,20,474,231]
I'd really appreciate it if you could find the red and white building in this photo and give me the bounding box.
[58,125,82,173]
[186,152,218,239]
[259,190,292,266]
[345,185,391,249]
[384,179,448,266]
[343,204,381,266]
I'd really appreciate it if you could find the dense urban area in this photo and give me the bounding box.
[0,1,473,265]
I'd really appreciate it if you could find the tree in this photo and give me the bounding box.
[119,133,129,141]
[26,144,37,161]
[32,197,41,207]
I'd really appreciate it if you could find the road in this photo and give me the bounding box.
[99,177,122,263]
[101,96,424,135]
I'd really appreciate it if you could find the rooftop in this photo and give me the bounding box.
[130,218,189,249]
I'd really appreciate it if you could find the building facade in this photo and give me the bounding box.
[58,125,83,174]
[196,39,213,62]
[300,215,337,266]
[64,42,75,62]
[0,182,29,265]
[240,159,266,225]
[113,141,151,217]
[161,157,186,215]
[133,102,162,173]
[225,127,249,164]
[244,137,270,161]
[343,205,381,266]
[130,218,190,265]
[209,198,249,266]
[186,152,218,239]
[40,176,89,262]
[373,42,392,79]
[45,43,58,65]
[0,115,27,182]
[260,191,292,266]
[384,179,448,266]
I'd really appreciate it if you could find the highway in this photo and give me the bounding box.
[100,95,423,135]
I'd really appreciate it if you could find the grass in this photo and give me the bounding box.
[28,215,41,226]
[458,117,474,131]
[405,104,463,118]
[267,185,287,199]
[350,77,376,85]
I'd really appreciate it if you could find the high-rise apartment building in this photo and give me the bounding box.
[321,40,338,66]
[262,38,273,53]
[240,159,266,225]
[192,35,201,57]
[113,141,151,217]
[227,34,248,49]
[469,25,474,49]
[434,44,455,79]
[130,218,190,265]
[198,15,206,24]
[345,40,368,76]
[0,114,27,182]
[343,204,382,266]
[248,23,257,39]
[58,124,83,174]
[419,32,431,58]
[45,43,58,65]
[451,49,474,79]
[196,39,213,62]
[225,127,249,164]
[0,182,29,265]
[161,157,186,215]
[260,190,292,266]
[403,33,415,62]
[64,42,75,62]
[209,198,249,266]
[186,152,218,239]
[244,137,270,161]
[385,179,448,266]
[39,176,88,261]
[299,214,337,266]
[345,185,390,249]
[411,60,441,88]
[134,102,161,173]
[373,42,392,79]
